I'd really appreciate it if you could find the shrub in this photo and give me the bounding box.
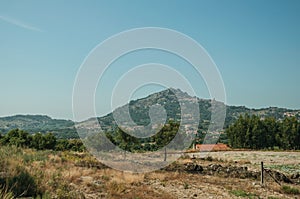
[281,185,300,195]
[7,169,38,197]
[205,156,213,161]
[230,189,258,198]
[184,182,189,189]
[107,181,126,195]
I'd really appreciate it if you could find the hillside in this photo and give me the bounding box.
[0,115,77,138]
[1,88,300,138]
[92,88,300,132]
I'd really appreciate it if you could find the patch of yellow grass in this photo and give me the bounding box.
[100,169,145,184]
[106,180,126,195]
[146,171,167,181]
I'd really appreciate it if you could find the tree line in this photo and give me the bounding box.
[226,114,300,150]
[0,129,85,151]
[1,121,186,153]
[4,115,299,152]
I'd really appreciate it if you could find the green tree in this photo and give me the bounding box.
[226,115,300,150]
[250,115,266,149]
[279,117,299,150]
[55,139,69,151]
[31,133,44,150]
[153,120,180,148]
[85,132,115,152]
[152,120,181,161]
[226,115,249,148]
[115,127,140,153]
[289,117,299,150]
[263,117,278,149]
[43,133,56,150]
[31,132,56,150]
[67,139,85,151]
[0,133,3,145]
[4,129,31,147]
[296,121,300,150]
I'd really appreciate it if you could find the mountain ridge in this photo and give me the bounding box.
[1,88,300,138]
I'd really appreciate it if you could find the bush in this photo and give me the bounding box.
[184,182,189,189]
[0,146,47,197]
[7,169,38,197]
[281,185,300,195]
[205,156,213,161]
[4,129,31,147]
[230,189,258,198]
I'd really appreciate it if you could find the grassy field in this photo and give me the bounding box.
[0,146,299,198]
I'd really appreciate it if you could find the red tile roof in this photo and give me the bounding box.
[195,143,230,151]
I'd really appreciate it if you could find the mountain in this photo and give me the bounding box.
[0,115,77,138]
[1,88,300,138]
[79,88,300,133]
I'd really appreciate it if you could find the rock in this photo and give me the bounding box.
[291,173,300,179]
[274,172,293,183]
[185,163,203,172]
[195,164,203,172]
[208,164,222,171]
[266,170,293,184]
[226,167,231,173]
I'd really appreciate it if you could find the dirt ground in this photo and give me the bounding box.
[5,148,299,198]
[189,150,300,174]
[63,151,300,199]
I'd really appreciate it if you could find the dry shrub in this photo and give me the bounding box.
[121,185,175,199]
[0,186,14,199]
[165,171,181,181]
[62,167,85,184]
[115,172,145,184]
[48,154,62,164]
[146,171,166,181]
[238,159,251,164]
[0,147,40,197]
[99,169,145,184]
[7,168,38,197]
[106,181,126,195]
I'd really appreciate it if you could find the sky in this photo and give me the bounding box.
[0,0,300,120]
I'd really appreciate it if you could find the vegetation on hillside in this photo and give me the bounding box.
[84,120,188,153]
[1,89,300,140]
[3,113,300,153]
[0,115,78,139]
[0,129,85,152]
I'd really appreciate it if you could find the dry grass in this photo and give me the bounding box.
[0,186,14,199]
[1,146,300,198]
[191,151,300,173]
[104,169,145,184]
[146,171,167,181]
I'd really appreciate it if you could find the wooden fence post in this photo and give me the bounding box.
[261,161,264,185]
[164,147,167,161]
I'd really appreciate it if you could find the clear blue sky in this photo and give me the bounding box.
[0,0,300,119]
